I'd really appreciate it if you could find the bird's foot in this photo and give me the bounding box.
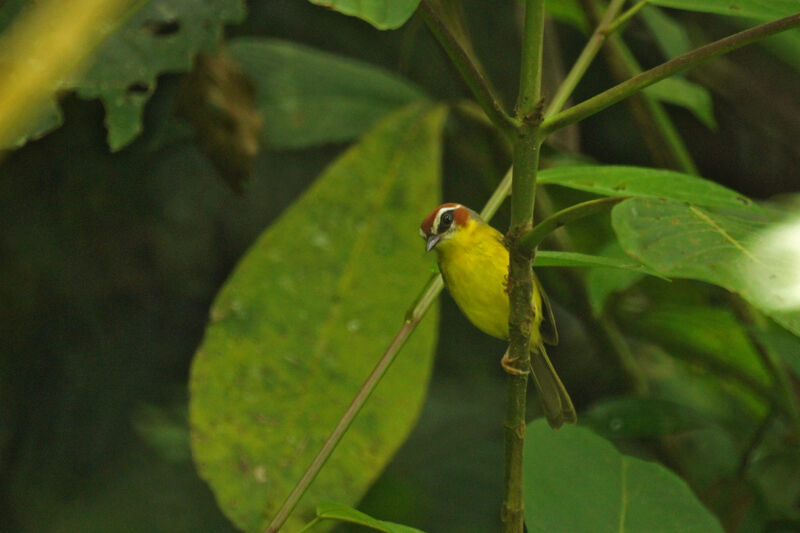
[501,350,530,376]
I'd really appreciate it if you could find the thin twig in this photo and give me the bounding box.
[264,172,513,533]
[581,0,698,174]
[545,0,628,118]
[602,0,649,36]
[541,13,800,135]
[729,298,800,433]
[520,196,626,252]
[419,0,520,136]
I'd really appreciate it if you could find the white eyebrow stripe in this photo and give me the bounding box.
[433,205,460,234]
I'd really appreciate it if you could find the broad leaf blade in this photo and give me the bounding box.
[228,38,426,149]
[189,104,446,531]
[310,503,425,532]
[534,251,667,279]
[76,0,246,150]
[308,0,420,30]
[612,198,800,336]
[539,166,752,208]
[525,420,723,532]
[648,0,800,19]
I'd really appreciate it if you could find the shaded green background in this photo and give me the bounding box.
[1,1,799,532]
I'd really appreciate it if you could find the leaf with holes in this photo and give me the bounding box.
[74,0,246,150]
[525,420,723,533]
[308,0,421,30]
[189,104,445,532]
[612,198,800,337]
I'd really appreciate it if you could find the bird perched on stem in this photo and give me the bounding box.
[420,203,576,429]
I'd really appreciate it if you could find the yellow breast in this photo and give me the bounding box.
[436,219,543,344]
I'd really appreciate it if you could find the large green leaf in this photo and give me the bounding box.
[302,503,425,532]
[612,198,800,336]
[648,0,800,19]
[227,38,426,149]
[524,420,723,532]
[308,0,420,30]
[534,251,666,279]
[538,166,752,208]
[75,0,246,150]
[189,104,445,532]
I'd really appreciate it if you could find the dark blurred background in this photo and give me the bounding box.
[1,1,799,531]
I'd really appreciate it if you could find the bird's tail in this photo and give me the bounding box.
[529,344,576,429]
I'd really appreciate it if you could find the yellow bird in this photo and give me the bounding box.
[420,203,576,429]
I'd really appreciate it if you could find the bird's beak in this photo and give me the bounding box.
[425,234,441,252]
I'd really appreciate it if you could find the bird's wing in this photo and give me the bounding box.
[535,274,559,346]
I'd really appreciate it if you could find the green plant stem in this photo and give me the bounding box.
[540,12,800,136]
[581,0,698,174]
[737,408,775,477]
[603,0,648,36]
[419,0,519,136]
[623,329,790,416]
[545,0,628,118]
[730,299,800,433]
[520,196,626,252]
[502,2,546,532]
[516,0,546,118]
[533,188,649,395]
[264,171,513,533]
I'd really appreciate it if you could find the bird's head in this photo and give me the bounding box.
[419,203,474,252]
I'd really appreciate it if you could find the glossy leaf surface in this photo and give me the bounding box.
[612,198,800,336]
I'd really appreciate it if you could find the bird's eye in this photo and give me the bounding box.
[441,211,454,226]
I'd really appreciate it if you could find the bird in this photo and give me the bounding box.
[420,203,576,429]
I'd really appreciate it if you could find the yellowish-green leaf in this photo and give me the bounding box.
[612,198,800,336]
[189,103,445,531]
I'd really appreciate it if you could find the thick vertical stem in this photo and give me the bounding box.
[503,1,546,531]
[516,0,546,118]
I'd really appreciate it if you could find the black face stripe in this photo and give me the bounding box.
[437,209,455,233]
